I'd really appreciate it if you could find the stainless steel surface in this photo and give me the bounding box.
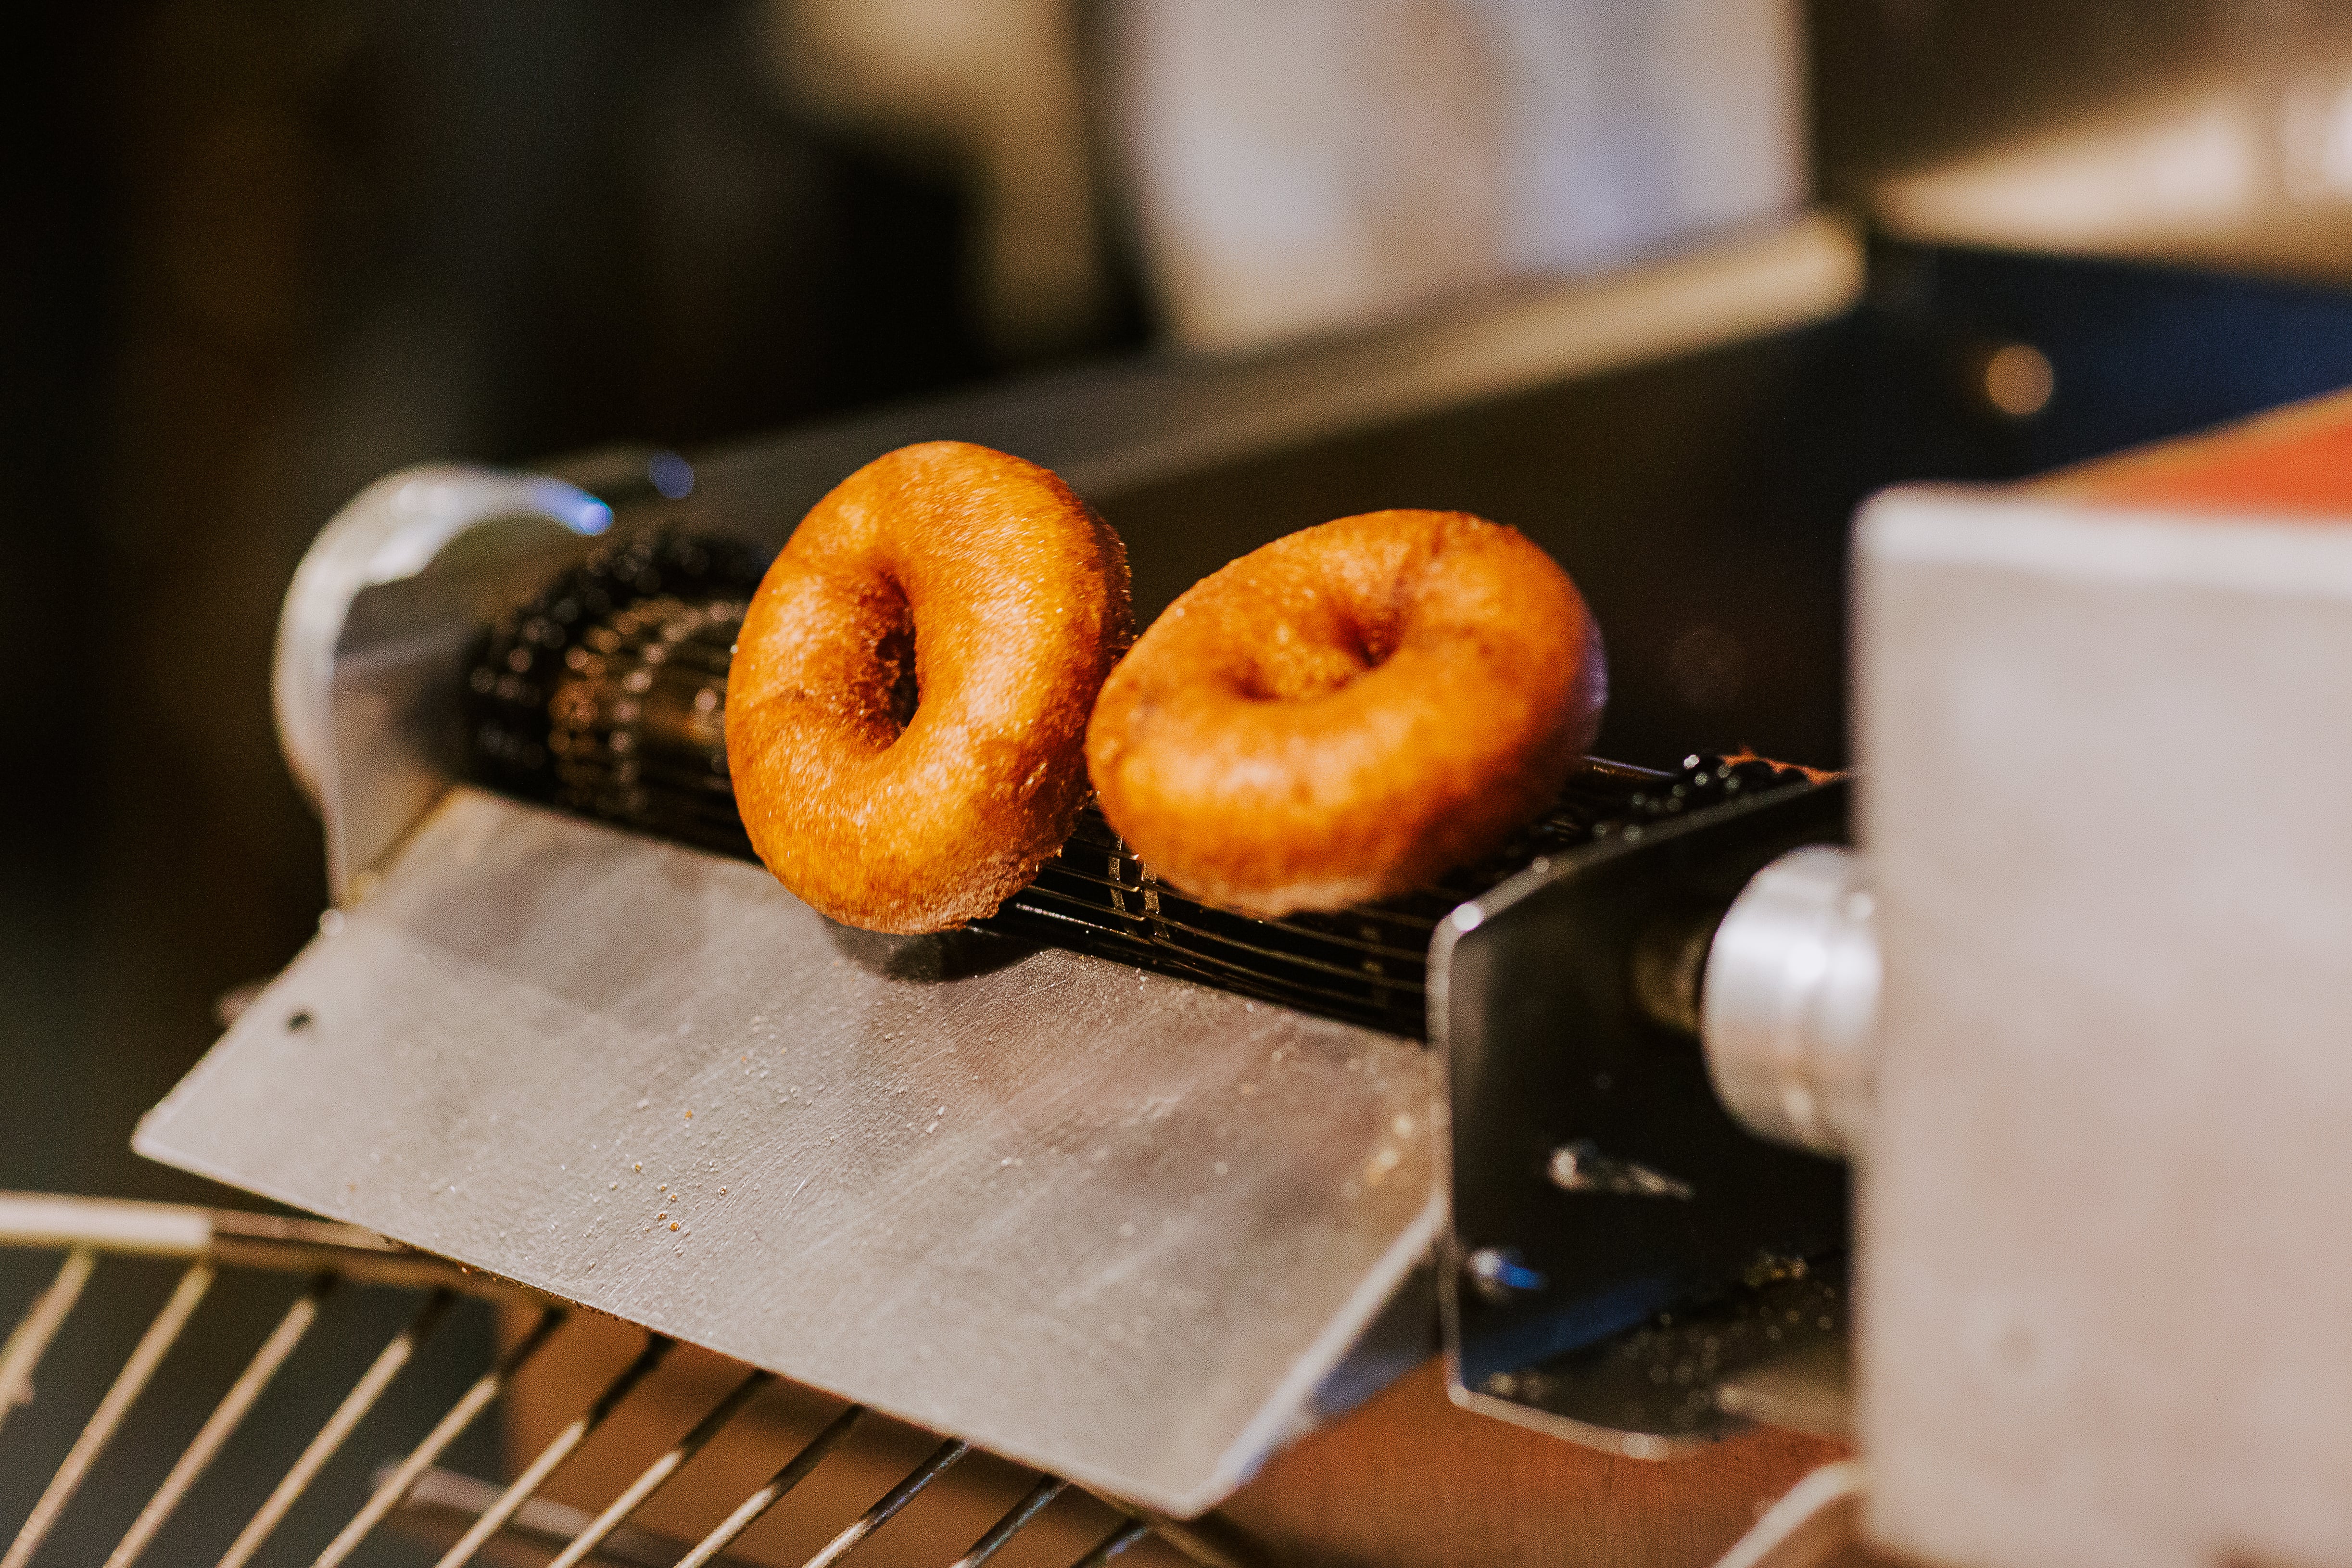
[275,466,609,804]
[1854,481,2352,1568]
[1458,1258,1850,1463]
[133,787,1446,1517]
[1700,847,1879,1159]
[276,465,611,898]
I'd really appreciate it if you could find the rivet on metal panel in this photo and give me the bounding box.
[1465,1246,1547,1302]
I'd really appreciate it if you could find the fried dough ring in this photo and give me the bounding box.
[1085,509,1604,917]
[725,442,1130,932]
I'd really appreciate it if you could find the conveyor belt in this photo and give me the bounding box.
[466,529,1819,1036]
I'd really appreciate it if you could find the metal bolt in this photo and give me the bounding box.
[1465,1246,1547,1302]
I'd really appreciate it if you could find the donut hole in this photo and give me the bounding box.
[876,616,921,732]
[1240,645,1364,702]
[1236,598,1403,702]
[844,582,921,745]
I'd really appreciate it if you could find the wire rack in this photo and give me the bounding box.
[0,1192,1184,1568]
[977,760,1700,1036]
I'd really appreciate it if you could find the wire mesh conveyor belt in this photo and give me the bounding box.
[467,529,1823,1037]
[0,1192,1190,1568]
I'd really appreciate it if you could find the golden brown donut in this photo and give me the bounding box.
[725,442,1130,932]
[1085,509,1604,917]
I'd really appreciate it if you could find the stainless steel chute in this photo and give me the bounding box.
[133,787,1443,1517]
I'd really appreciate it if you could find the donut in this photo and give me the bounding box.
[1085,509,1605,917]
[725,442,1131,933]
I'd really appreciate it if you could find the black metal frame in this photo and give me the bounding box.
[1434,778,1850,1453]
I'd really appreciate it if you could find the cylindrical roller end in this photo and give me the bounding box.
[1700,844,1878,1159]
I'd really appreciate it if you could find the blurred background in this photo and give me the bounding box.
[3,0,1808,1213]
[10,0,2352,1559]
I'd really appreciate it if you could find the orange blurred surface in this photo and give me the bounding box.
[2044,387,2352,517]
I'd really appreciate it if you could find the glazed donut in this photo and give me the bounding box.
[1085,509,1605,918]
[725,442,1130,933]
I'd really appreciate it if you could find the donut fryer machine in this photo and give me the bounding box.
[15,216,2352,1567]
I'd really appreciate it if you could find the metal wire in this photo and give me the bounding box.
[544,1367,772,1568]
[0,1248,92,1442]
[1072,1519,1154,1567]
[311,1304,568,1568]
[2,1262,215,1568]
[213,1287,456,1568]
[2,1196,1170,1568]
[428,1331,674,1568]
[102,1272,335,1568]
[801,1438,970,1568]
[948,1476,1067,1568]
[670,1403,864,1568]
